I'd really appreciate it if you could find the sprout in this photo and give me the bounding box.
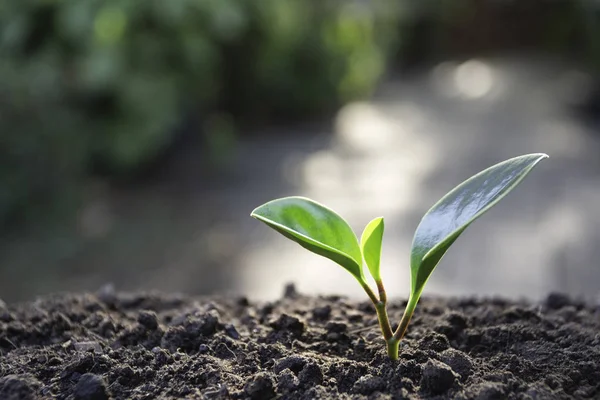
[251,153,548,360]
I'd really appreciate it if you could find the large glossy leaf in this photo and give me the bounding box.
[410,153,548,298]
[251,196,365,282]
[360,217,384,282]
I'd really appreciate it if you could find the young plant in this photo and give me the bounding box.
[251,153,547,360]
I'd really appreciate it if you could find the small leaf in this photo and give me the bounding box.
[360,217,384,282]
[251,196,365,282]
[410,153,548,300]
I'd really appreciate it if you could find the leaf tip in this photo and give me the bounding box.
[529,153,549,168]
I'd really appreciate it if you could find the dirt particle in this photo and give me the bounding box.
[298,362,323,386]
[325,321,348,341]
[61,354,97,379]
[72,341,103,354]
[48,356,63,366]
[312,305,331,320]
[0,374,41,400]
[170,384,196,397]
[203,384,229,399]
[418,331,450,352]
[467,382,507,400]
[73,373,109,400]
[224,324,240,340]
[357,301,373,313]
[304,385,331,399]
[440,348,473,380]
[352,374,385,395]
[160,326,188,352]
[400,377,415,393]
[465,329,483,347]
[545,292,571,310]
[172,350,186,362]
[273,355,307,374]
[269,314,304,335]
[0,309,13,322]
[96,284,117,306]
[0,300,11,323]
[420,359,459,395]
[259,303,275,319]
[283,283,298,299]
[501,306,541,323]
[436,311,468,338]
[137,310,159,330]
[51,312,74,333]
[116,365,137,385]
[446,311,468,329]
[198,344,210,353]
[557,305,577,321]
[347,311,363,323]
[325,321,347,333]
[403,349,429,364]
[276,368,299,392]
[524,383,554,399]
[244,372,276,400]
[98,319,115,337]
[214,342,237,359]
[237,296,250,307]
[170,309,220,335]
[200,310,221,335]
[572,385,597,398]
[160,310,221,352]
[395,359,421,382]
[152,347,172,365]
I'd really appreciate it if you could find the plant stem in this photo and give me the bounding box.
[393,294,420,341]
[361,281,393,341]
[376,280,387,304]
[386,337,400,361]
[376,279,400,360]
[375,302,393,340]
[360,282,379,305]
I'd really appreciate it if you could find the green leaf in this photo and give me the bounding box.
[410,153,548,300]
[360,217,384,282]
[251,196,365,282]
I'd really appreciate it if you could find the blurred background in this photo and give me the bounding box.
[2,0,600,303]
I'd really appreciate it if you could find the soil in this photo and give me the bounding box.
[1,284,599,400]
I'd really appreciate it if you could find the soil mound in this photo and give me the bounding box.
[1,287,598,399]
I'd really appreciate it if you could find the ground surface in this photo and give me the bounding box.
[1,286,599,399]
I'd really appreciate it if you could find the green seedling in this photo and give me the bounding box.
[251,153,547,360]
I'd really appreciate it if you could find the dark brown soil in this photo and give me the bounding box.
[1,284,599,399]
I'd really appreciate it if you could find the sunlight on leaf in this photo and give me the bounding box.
[251,196,365,282]
[360,217,384,282]
[410,153,548,300]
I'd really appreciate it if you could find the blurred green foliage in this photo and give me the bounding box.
[6,0,593,228]
[0,0,402,226]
